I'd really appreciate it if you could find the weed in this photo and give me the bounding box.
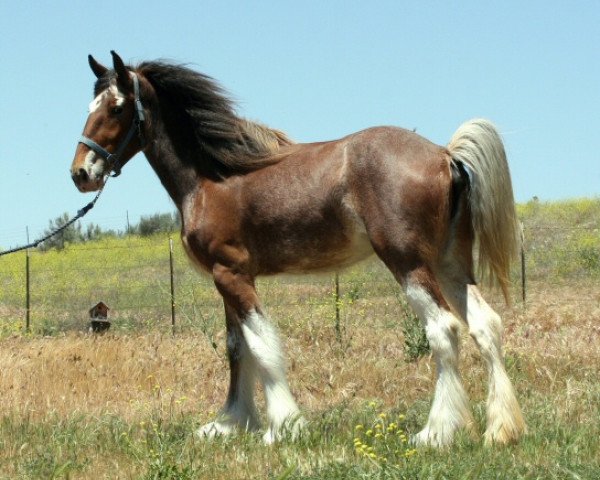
[397,295,429,362]
[140,419,195,480]
[353,406,416,467]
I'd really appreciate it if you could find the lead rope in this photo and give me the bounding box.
[0,176,109,257]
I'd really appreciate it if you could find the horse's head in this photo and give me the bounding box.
[71,51,146,192]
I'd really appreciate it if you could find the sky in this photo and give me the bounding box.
[1,1,598,249]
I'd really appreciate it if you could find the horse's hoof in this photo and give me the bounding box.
[196,421,235,440]
[262,416,307,444]
[483,421,527,446]
[411,426,454,448]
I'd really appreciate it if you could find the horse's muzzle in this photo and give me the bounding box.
[71,166,104,192]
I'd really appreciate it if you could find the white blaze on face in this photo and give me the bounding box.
[87,83,126,113]
[109,84,126,106]
[88,91,107,113]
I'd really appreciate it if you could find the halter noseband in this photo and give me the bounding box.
[78,72,146,177]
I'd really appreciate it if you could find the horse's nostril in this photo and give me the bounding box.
[78,168,89,182]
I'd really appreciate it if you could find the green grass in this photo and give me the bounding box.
[1,393,598,479]
[517,197,600,280]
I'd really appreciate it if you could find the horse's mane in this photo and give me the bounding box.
[95,61,294,174]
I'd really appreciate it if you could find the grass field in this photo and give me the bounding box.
[0,199,599,479]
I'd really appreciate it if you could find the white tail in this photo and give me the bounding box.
[448,119,519,301]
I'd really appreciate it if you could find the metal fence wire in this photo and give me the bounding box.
[0,223,599,336]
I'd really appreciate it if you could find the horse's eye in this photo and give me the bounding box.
[111,106,124,115]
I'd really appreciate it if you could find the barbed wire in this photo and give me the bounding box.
[524,226,599,231]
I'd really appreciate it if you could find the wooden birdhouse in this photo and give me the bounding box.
[89,301,110,333]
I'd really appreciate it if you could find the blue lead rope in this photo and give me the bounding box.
[0,179,107,257]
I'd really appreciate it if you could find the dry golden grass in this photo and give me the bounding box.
[0,280,599,478]
[1,281,598,424]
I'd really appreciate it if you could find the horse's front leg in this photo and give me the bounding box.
[241,308,305,444]
[197,302,261,438]
[209,263,304,444]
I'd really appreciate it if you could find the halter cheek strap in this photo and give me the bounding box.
[79,72,146,177]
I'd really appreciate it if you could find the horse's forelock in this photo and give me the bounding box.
[93,72,117,97]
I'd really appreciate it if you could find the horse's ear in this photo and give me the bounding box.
[88,55,108,78]
[111,50,132,89]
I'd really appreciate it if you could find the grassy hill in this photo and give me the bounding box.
[518,197,600,279]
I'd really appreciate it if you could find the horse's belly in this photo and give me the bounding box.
[275,227,374,274]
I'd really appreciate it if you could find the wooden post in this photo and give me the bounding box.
[25,227,31,333]
[520,223,526,305]
[334,272,341,342]
[169,237,176,335]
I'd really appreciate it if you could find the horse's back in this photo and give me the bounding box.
[341,125,453,225]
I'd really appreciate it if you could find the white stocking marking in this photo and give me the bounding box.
[241,310,304,444]
[197,327,260,439]
[463,285,526,444]
[405,284,474,447]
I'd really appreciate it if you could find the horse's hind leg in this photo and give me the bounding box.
[197,302,260,438]
[439,272,526,444]
[392,264,475,446]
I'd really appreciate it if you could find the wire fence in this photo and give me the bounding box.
[0,223,599,337]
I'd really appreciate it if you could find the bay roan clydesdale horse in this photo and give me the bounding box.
[71,51,526,447]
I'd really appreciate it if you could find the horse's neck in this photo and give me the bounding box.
[143,127,202,209]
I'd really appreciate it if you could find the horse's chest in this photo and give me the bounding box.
[181,233,213,274]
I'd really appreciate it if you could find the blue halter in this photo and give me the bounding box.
[78,72,146,177]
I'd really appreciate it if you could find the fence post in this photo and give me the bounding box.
[169,237,176,335]
[334,272,341,342]
[25,227,31,333]
[25,249,31,333]
[520,222,526,305]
